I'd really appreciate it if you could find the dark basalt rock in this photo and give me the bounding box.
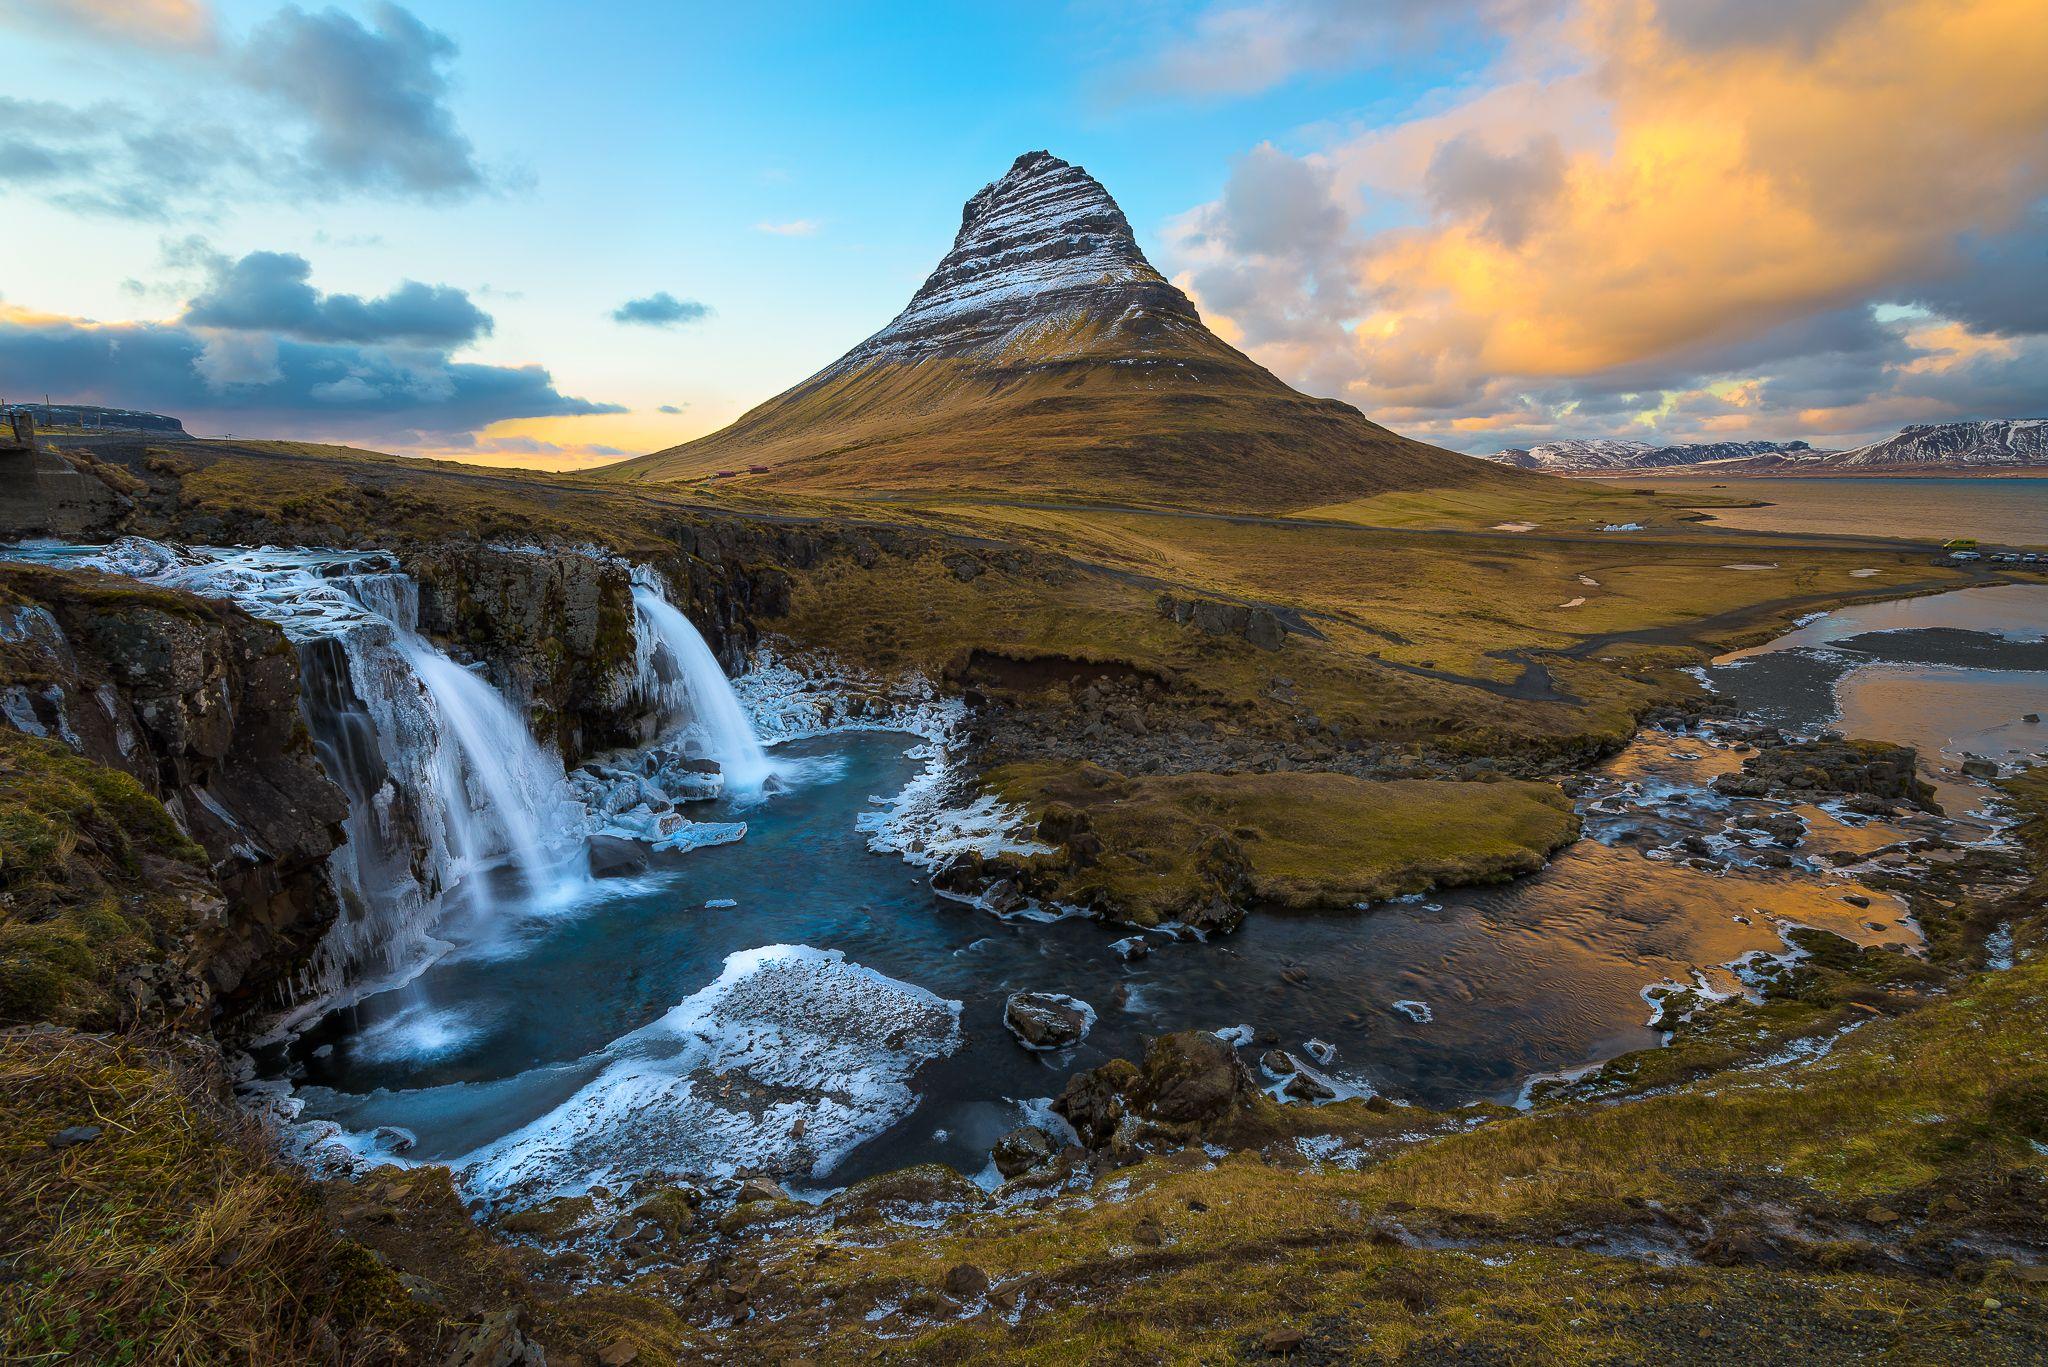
[1054,1029,1259,1153]
[1714,738,1938,811]
[990,1125,1061,1179]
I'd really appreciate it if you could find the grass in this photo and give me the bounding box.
[603,322,1508,513]
[693,949,2048,1362]
[990,764,1580,922]
[0,1028,421,1364]
[0,730,207,1029]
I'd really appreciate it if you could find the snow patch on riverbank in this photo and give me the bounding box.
[460,945,963,1202]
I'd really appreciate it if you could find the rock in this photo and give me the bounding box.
[1258,1049,1297,1076]
[1262,1326,1307,1354]
[371,1125,417,1154]
[48,1125,102,1149]
[1110,935,1150,962]
[991,1125,1060,1179]
[586,834,652,879]
[1003,992,1095,1050]
[825,1164,991,1227]
[1157,594,1293,652]
[1753,849,1795,869]
[1841,893,1871,908]
[631,1186,701,1243]
[2024,713,2041,724]
[597,1342,639,1367]
[736,1177,789,1205]
[441,1308,546,1367]
[1056,1030,1258,1151]
[1721,739,1937,809]
[943,1263,990,1299]
[1282,1073,1335,1103]
[1961,756,2000,779]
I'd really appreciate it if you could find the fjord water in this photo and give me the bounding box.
[1654,476,2048,545]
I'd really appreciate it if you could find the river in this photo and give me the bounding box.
[269,585,2048,1205]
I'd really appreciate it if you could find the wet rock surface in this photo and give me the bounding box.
[1714,738,1937,809]
[1055,1029,1259,1152]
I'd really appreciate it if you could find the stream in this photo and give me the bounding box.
[9,536,2045,1207]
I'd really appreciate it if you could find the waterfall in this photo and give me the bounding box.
[630,582,775,794]
[339,571,577,906]
[59,540,587,996]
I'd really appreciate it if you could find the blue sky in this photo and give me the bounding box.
[3,0,2042,464]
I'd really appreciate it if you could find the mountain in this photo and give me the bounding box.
[1826,420,2048,469]
[1483,438,1824,472]
[612,151,1504,511]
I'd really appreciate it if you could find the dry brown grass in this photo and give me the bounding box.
[0,1028,418,1364]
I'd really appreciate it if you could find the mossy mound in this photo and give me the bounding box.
[989,763,1580,928]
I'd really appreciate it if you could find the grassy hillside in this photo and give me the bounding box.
[607,339,1512,513]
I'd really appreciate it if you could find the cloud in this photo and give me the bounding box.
[1123,0,1551,100]
[180,246,492,345]
[4,0,219,49]
[239,3,484,199]
[0,305,620,445]
[1165,0,2048,450]
[610,292,712,328]
[753,219,820,237]
[4,2,487,217]
[657,403,689,414]
[1421,132,1566,247]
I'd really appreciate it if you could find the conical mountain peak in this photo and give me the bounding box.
[618,151,1499,512]
[829,150,1204,371]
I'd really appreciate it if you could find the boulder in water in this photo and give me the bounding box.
[991,1124,1060,1178]
[1004,992,1095,1050]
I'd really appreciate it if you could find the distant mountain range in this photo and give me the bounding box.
[1482,420,2047,475]
[1485,438,1822,472]
[611,151,1505,511]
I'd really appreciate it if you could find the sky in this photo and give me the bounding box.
[1,0,2043,467]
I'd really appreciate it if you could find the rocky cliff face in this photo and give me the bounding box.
[0,564,348,1012]
[407,545,642,762]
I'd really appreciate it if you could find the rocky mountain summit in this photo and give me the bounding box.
[825,149,1208,373]
[615,151,1502,511]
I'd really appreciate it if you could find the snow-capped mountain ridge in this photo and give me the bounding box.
[1484,439,1821,472]
[1829,420,2048,468]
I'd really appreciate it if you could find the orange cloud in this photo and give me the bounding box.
[1180,0,2048,445]
[1357,0,2046,378]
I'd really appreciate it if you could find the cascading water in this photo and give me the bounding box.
[45,539,589,997]
[630,579,776,794]
[340,570,578,908]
